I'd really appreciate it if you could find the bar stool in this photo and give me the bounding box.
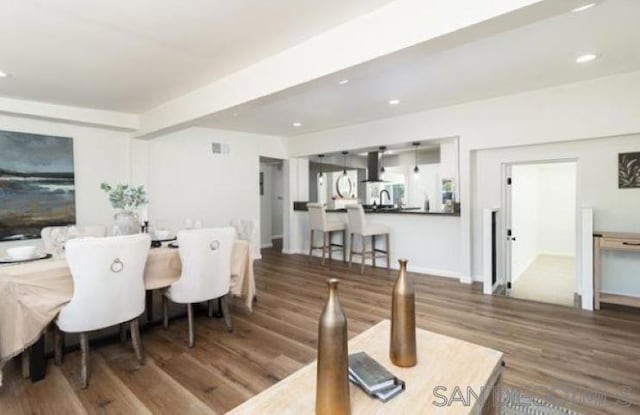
[307,203,347,264]
[346,205,391,274]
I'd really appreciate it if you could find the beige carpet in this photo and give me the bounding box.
[511,255,575,307]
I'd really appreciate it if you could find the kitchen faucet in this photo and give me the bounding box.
[379,189,391,206]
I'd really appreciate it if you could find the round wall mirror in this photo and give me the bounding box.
[336,174,353,198]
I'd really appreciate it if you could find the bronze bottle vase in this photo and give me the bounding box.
[316,278,351,415]
[390,259,417,367]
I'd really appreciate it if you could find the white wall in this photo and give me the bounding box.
[0,114,132,251]
[537,163,576,256]
[141,127,287,246]
[287,71,640,291]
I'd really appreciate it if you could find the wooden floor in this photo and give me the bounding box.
[2,248,640,414]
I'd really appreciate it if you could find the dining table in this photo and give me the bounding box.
[0,239,255,386]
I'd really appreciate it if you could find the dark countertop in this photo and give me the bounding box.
[293,201,460,217]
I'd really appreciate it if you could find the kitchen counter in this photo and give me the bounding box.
[291,205,462,278]
[293,201,460,216]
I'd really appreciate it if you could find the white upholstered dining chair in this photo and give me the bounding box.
[41,224,107,254]
[230,218,259,259]
[41,226,70,254]
[76,224,107,237]
[54,233,151,388]
[162,227,236,347]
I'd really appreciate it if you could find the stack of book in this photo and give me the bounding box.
[348,352,405,403]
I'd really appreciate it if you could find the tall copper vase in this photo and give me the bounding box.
[390,259,417,367]
[316,278,351,415]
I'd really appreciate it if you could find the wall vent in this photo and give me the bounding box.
[211,142,230,154]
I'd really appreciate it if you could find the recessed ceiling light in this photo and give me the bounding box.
[0,71,9,78]
[576,53,599,63]
[292,122,302,127]
[388,99,400,105]
[572,2,597,12]
[338,79,349,85]
[232,112,239,117]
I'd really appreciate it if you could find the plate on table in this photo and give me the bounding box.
[151,235,176,243]
[150,236,177,248]
[0,253,52,264]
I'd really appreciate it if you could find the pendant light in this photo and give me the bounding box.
[412,142,420,179]
[342,151,348,176]
[379,146,387,176]
[318,154,325,186]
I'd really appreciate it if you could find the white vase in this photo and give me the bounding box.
[112,211,140,236]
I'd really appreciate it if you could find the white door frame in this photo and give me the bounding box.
[500,158,580,302]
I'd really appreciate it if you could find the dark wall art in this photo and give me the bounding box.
[0,130,75,241]
[619,152,640,189]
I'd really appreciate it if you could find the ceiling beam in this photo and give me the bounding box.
[137,0,548,138]
[0,96,139,131]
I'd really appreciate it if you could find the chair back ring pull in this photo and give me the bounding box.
[209,240,220,251]
[110,258,124,273]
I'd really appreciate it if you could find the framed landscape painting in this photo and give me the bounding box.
[0,130,76,241]
[619,152,640,189]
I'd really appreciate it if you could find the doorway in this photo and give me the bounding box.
[259,157,284,252]
[503,160,577,307]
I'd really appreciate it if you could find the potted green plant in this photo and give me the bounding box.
[100,182,148,235]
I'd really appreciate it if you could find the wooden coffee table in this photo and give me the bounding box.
[227,319,503,414]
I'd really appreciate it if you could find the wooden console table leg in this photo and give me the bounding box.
[482,372,502,415]
[29,334,46,382]
[594,236,601,310]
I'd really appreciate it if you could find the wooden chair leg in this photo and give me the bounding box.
[130,318,145,365]
[187,303,195,348]
[360,235,366,275]
[328,231,333,262]
[348,233,354,269]
[220,294,233,332]
[308,230,314,259]
[21,352,29,378]
[372,235,377,268]
[79,333,89,389]
[119,323,127,344]
[146,290,154,321]
[208,299,214,318]
[342,230,347,262]
[385,233,391,271]
[162,294,169,329]
[54,327,64,366]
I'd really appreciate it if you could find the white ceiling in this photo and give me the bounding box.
[199,0,640,137]
[0,0,393,112]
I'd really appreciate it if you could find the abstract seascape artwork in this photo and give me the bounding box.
[0,130,75,241]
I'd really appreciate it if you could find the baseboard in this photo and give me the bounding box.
[271,234,283,239]
[538,252,575,258]
[261,243,273,249]
[283,249,461,280]
[281,248,306,255]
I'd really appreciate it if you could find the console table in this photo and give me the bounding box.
[593,232,640,310]
[227,319,503,414]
